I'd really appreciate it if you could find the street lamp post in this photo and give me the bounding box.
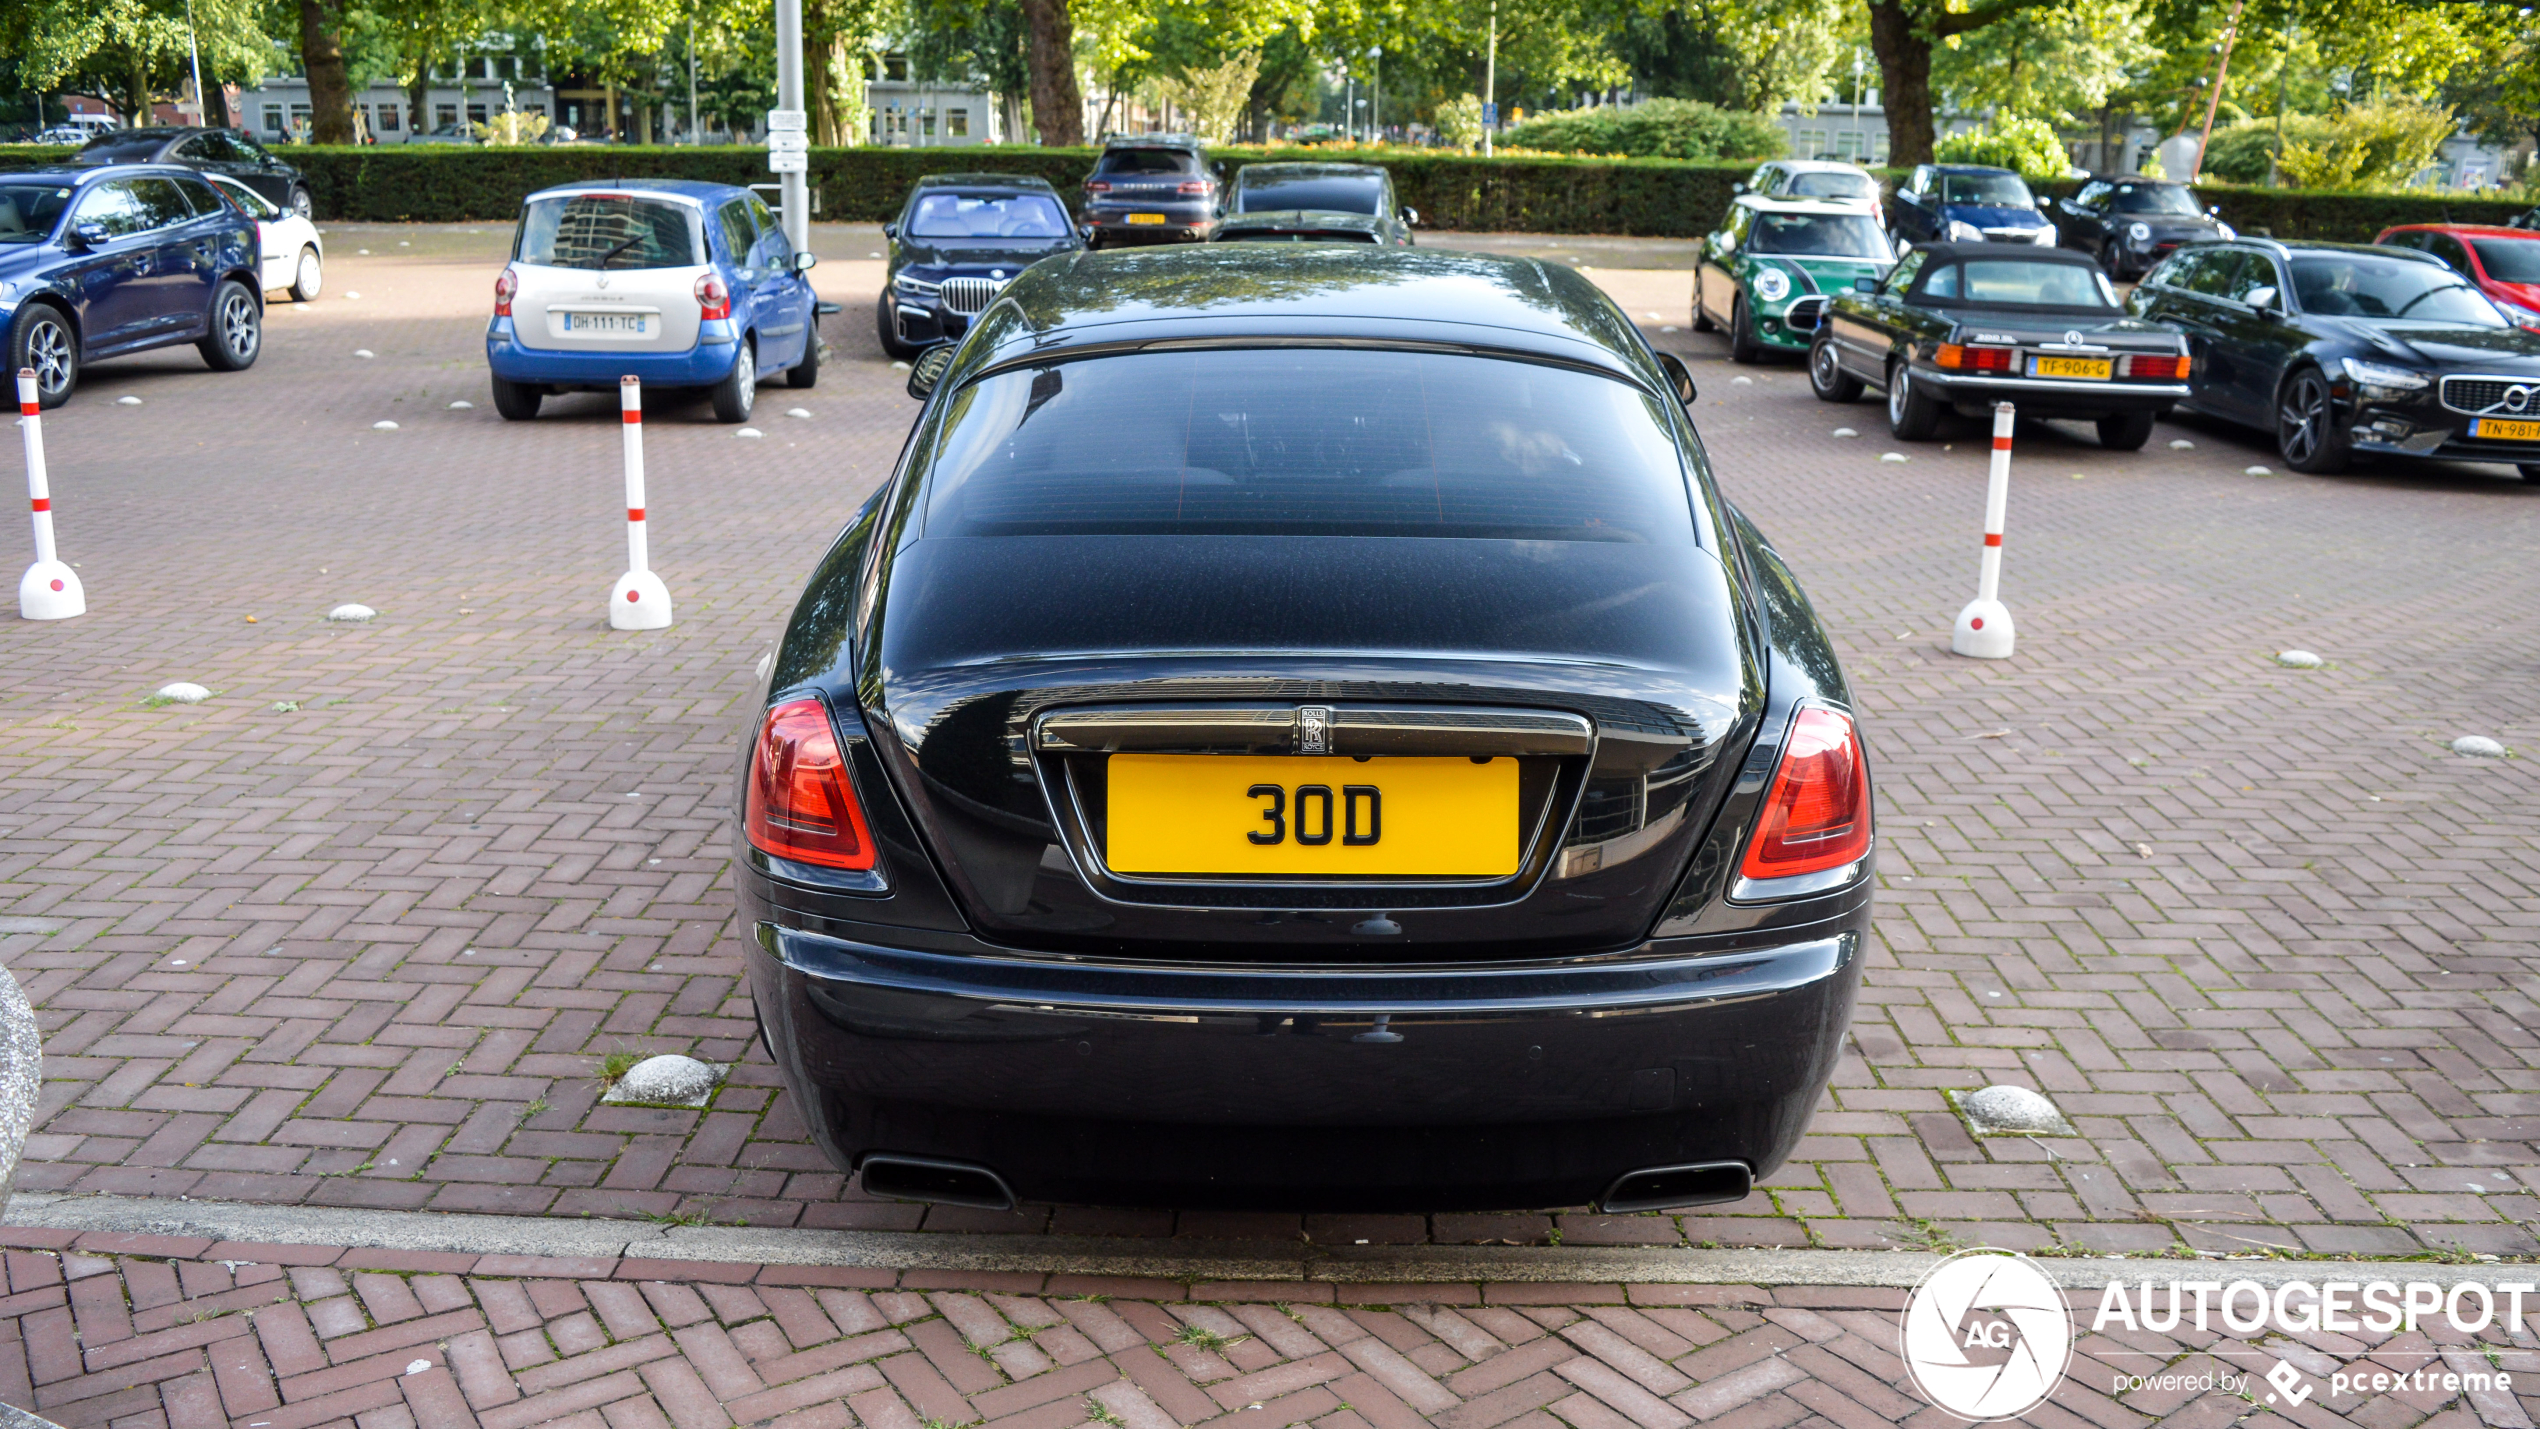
[772,0,808,251]
[1370,46,1380,145]
[184,0,205,126]
[1481,0,1497,156]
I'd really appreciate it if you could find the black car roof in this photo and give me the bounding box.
[1238,163,1384,180]
[1929,163,2019,174]
[1217,210,1386,229]
[959,246,1661,391]
[2272,238,2442,259]
[0,163,185,184]
[1907,241,2097,266]
[2084,173,2187,186]
[915,173,1059,192]
[1102,132,1203,150]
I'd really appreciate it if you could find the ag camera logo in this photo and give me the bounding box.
[1901,1249,2074,1421]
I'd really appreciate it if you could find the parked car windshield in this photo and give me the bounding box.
[1939,172,2034,207]
[2290,254,2506,324]
[1750,211,1888,258]
[1099,149,1197,175]
[908,192,1070,239]
[1923,259,2117,308]
[515,194,702,269]
[1786,172,1875,202]
[922,349,1694,543]
[0,180,74,243]
[1219,228,1378,243]
[209,175,278,219]
[1236,176,1382,215]
[2108,183,2201,216]
[2470,237,2540,283]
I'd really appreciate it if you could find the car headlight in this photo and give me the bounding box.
[1945,219,1984,243]
[892,273,940,297]
[2215,222,2236,240]
[2031,225,2057,245]
[1753,268,1792,303]
[2127,222,2152,248]
[2340,356,2431,397]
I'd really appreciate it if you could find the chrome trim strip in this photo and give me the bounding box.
[1034,704,1595,757]
[2438,375,2540,418]
[1914,370,2190,397]
[1728,858,1866,905]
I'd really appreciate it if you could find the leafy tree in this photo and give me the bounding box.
[2274,98,2453,188]
[1933,112,2072,174]
[2,0,271,130]
[1863,0,2063,166]
[1932,0,2159,127]
[1499,95,1786,157]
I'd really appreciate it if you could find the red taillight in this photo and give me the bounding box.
[1177,180,1210,195]
[494,267,517,317]
[2124,353,2190,380]
[1087,180,1111,194]
[745,700,876,870]
[1739,707,1870,882]
[1935,343,2015,372]
[694,271,731,321]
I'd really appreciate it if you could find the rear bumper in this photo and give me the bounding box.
[1084,204,1215,242]
[1915,366,2186,416]
[746,904,1867,1212]
[484,317,741,388]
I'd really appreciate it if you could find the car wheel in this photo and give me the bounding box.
[288,186,313,220]
[7,302,77,409]
[2097,410,2156,451]
[489,376,542,420]
[1809,337,1863,402]
[1886,361,1942,440]
[289,245,323,302]
[875,297,920,360]
[1690,275,1715,332]
[1727,296,1760,364]
[2275,367,2349,474]
[196,279,261,372]
[710,339,757,423]
[787,331,820,390]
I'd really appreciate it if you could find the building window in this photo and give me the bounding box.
[376,104,401,131]
[288,103,311,138]
[466,103,487,124]
[920,108,935,138]
[883,53,908,81]
[436,104,458,129]
[263,104,286,136]
[947,108,968,137]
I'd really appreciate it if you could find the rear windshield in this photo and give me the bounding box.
[1236,176,1383,214]
[1750,211,1888,258]
[1219,229,1378,243]
[921,349,1694,543]
[2471,238,2540,284]
[909,192,1070,239]
[1922,259,2116,308]
[2109,184,2200,215]
[2291,254,2505,324]
[1939,172,2034,207]
[516,194,702,269]
[1787,172,1874,202]
[1099,149,1198,175]
[0,181,74,243]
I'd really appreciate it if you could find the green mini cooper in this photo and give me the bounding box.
[1694,196,1896,363]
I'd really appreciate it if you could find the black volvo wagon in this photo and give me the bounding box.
[737,246,1872,1214]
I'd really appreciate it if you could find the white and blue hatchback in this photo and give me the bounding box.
[487,179,819,422]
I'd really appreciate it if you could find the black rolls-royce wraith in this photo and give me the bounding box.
[738,246,1872,1215]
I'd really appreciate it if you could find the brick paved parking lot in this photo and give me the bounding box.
[0,222,2537,1274]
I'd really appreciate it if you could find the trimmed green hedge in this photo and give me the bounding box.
[2,141,2525,240]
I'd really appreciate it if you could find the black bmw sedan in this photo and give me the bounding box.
[2127,239,2540,478]
[72,127,310,218]
[1811,242,2192,448]
[877,174,1081,360]
[740,246,1871,1214]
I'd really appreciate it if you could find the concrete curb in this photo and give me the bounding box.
[0,965,38,1215]
[2,1193,2501,1290]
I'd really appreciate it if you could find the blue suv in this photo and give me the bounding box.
[0,165,264,407]
[1886,164,2055,250]
[487,180,820,422]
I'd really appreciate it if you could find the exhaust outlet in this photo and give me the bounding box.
[1598,1161,1752,1213]
[858,1154,1017,1211]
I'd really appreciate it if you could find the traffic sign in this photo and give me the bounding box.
[767,108,806,131]
[768,150,808,173]
[768,130,808,153]
[1481,102,1498,125]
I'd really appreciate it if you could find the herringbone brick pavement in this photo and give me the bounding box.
[1,1229,2532,1428]
[0,227,2535,1256]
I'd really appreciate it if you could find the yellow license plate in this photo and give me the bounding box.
[1105,754,1519,877]
[1125,213,1168,225]
[2032,356,2111,379]
[2474,417,2540,441]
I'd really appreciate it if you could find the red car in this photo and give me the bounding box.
[2375,224,2540,332]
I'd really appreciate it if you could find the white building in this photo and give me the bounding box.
[238,74,557,144]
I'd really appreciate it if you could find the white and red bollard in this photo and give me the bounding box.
[609,375,673,630]
[1950,402,2016,659]
[16,369,82,621]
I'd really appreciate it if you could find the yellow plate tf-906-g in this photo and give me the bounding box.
[2473,417,2540,441]
[2032,356,2111,380]
[1104,754,1520,878]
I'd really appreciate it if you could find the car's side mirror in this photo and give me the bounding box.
[2207,205,2223,218]
[881,223,896,240]
[2243,284,2278,313]
[65,222,107,250]
[794,251,818,272]
[906,341,956,400]
[1731,182,1746,195]
[1853,277,1878,292]
[1655,351,1697,406]
[2035,195,2052,209]
[1400,206,1419,227]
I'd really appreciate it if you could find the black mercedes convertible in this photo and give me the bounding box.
[737,245,1871,1214]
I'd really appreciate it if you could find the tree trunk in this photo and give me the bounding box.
[123,50,152,129]
[299,0,355,143]
[408,62,429,135]
[1018,0,1083,145]
[1866,0,1935,166]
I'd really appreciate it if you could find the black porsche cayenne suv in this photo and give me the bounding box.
[739,246,1872,1214]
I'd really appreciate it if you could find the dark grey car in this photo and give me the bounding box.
[71,128,309,218]
[1228,163,1416,245]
